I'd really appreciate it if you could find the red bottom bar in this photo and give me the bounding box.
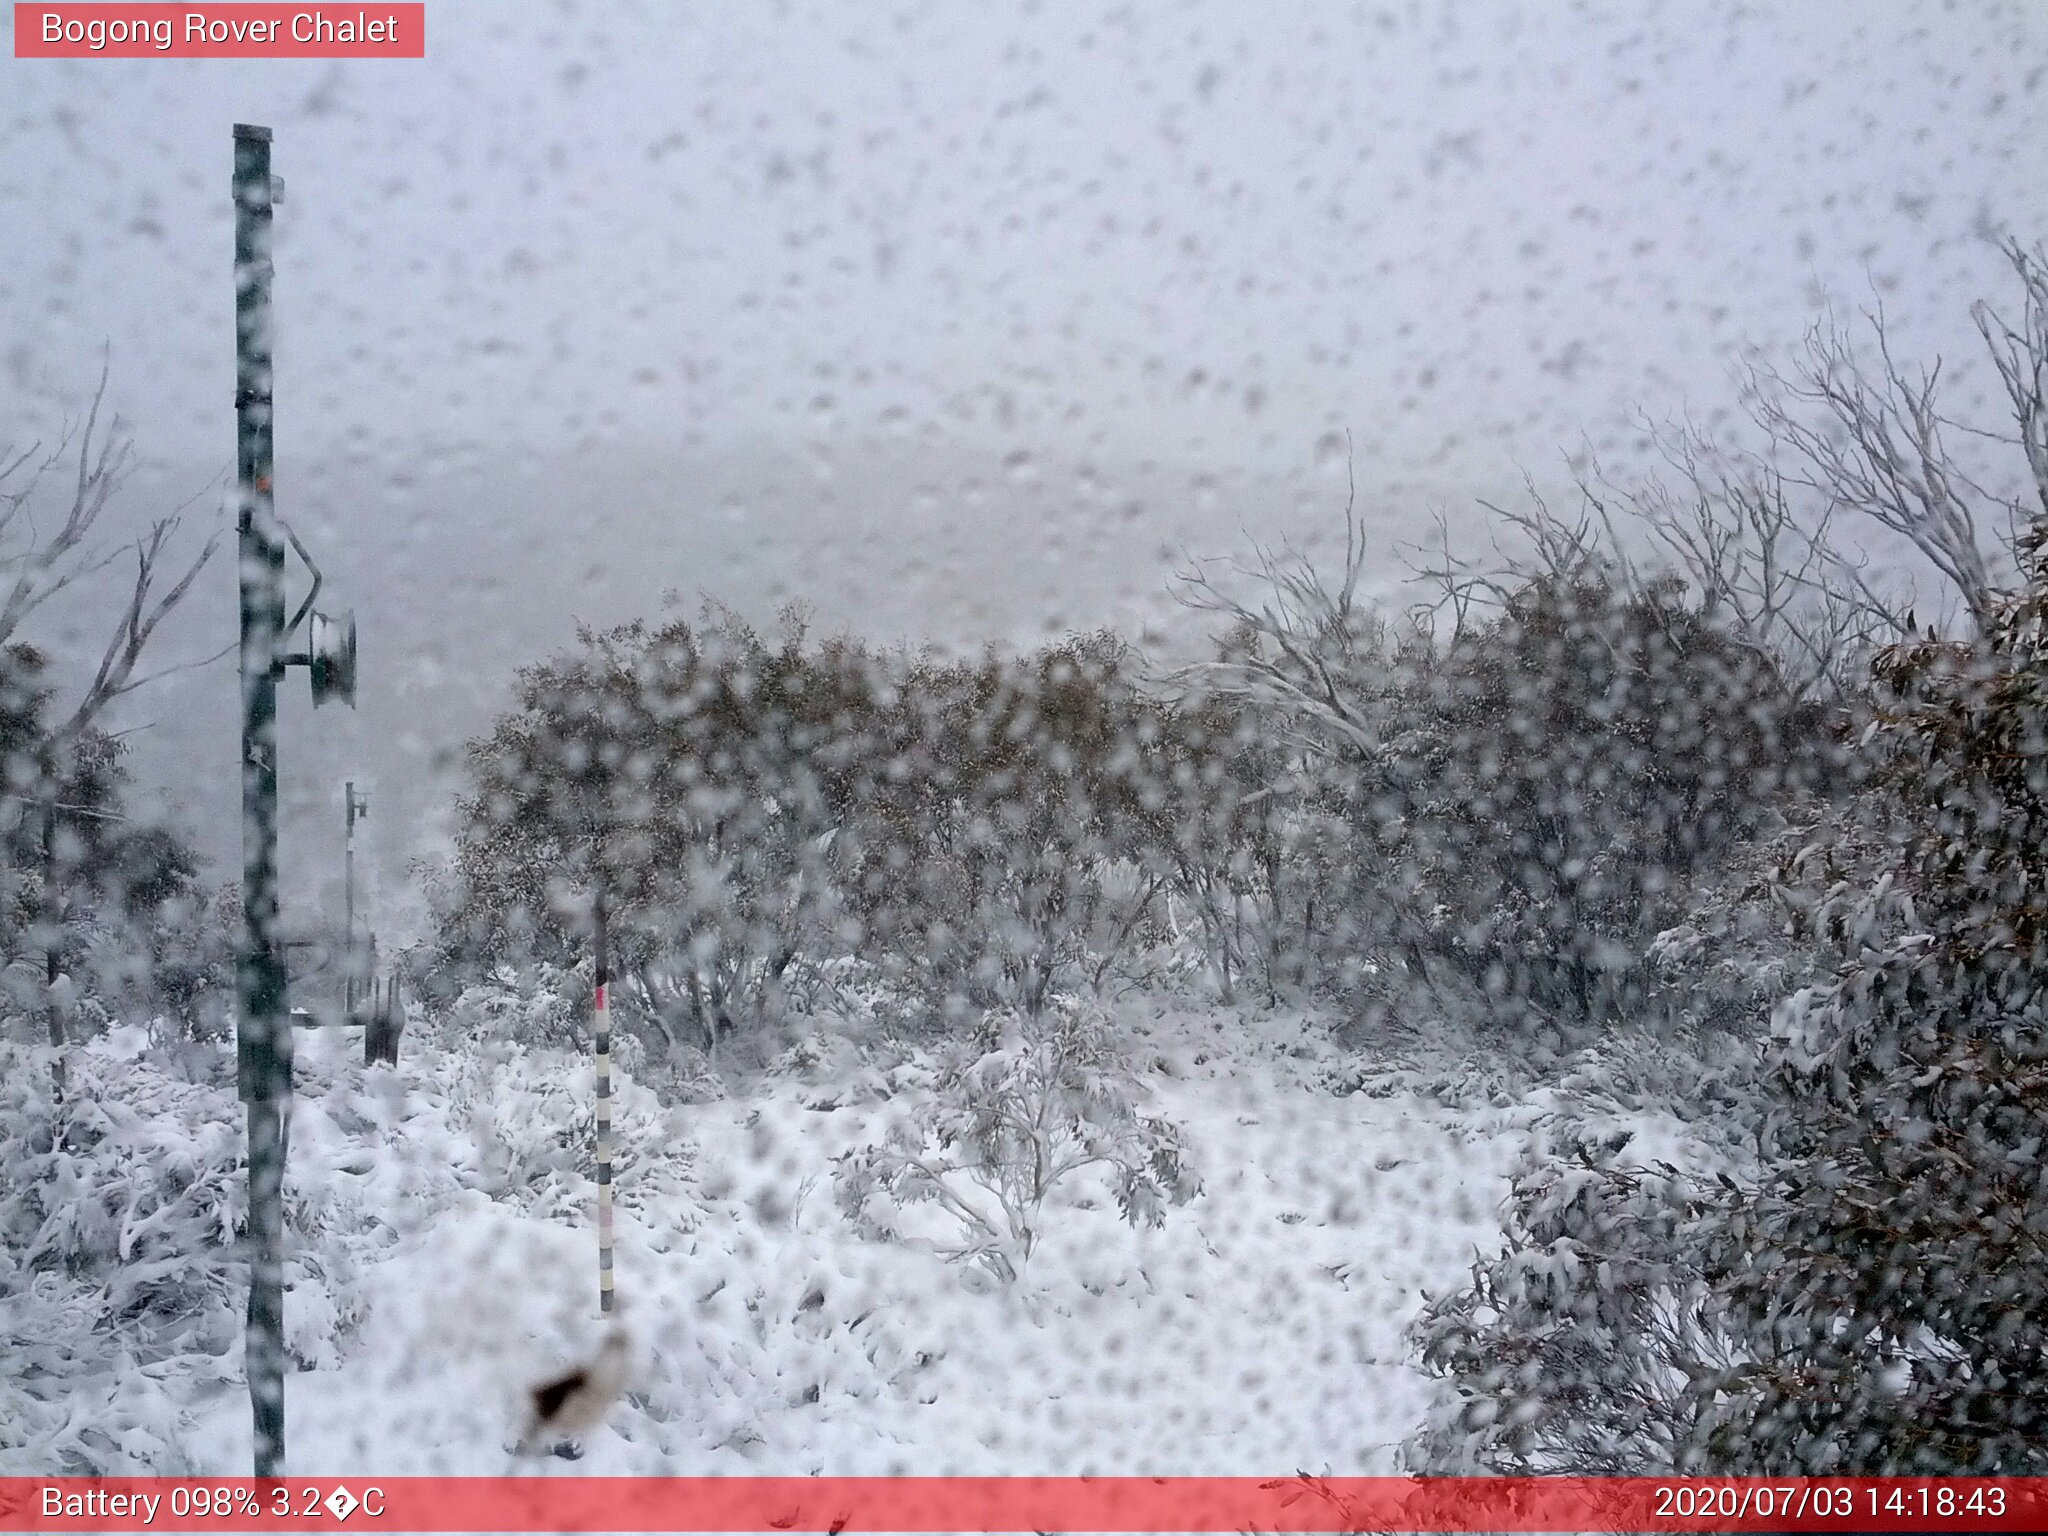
[4,1476,2045,1533]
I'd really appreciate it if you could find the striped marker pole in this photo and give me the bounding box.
[594,887,615,1316]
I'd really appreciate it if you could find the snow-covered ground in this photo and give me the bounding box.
[5,998,1708,1478]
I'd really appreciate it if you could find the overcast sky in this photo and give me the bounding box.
[3,0,2046,939]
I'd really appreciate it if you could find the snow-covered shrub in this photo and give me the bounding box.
[610,1233,957,1465]
[136,882,240,1043]
[1549,1032,1767,1156]
[419,1034,690,1218]
[1127,677,1375,1009]
[437,612,858,1053]
[0,643,229,1048]
[834,1000,1199,1281]
[767,1023,888,1107]
[1416,512,2048,1477]
[831,632,1201,1021]
[1684,517,2048,1475]
[0,1041,243,1337]
[1407,1128,1744,1473]
[443,962,587,1052]
[1078,857,1172,991]
[1182,544,1838,1040]
[435,959,732,1095]
[0,1039,244,1472]
[1385,575,1834,1040]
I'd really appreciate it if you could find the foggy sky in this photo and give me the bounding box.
[3,0,2046,944]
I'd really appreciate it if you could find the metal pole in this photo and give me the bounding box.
[234,121,290,1480]
[42,795,68,1098]
[42,797,61,1051]
[344,781,365,1016]
[594,884,614,1316]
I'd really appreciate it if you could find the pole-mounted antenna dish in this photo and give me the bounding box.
[307,609,357,707]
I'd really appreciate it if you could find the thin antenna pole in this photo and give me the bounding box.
[344,781,366,1016]
[594,882,614,1316]
[233,120,290,1480]
[42,797,61,1052]
[344,780,354,1014]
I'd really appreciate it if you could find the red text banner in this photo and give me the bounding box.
[3,1476,2047,1533]
[14,5,425,58]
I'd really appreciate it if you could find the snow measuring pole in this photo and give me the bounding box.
[234,123,361,1477]
[595,885,615,1316]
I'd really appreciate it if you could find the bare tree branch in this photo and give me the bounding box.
[1557,423,1888,697]
[52,518,224,745]
[0,360,136,652]
[0,364,226,753]
[1971,239,2048,530]
[1169,457,1395,764]
[1750,301,2006,635]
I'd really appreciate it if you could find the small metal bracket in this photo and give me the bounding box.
[278,517,323,639]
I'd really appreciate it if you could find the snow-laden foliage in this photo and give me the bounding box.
[7,984,1525,1476]
[435,563,1834,1069]
[434,614,1249,1049]
[435,611,857,1048]
[1690,518,2048,1474]
[1412,514,2048,1477]
[835,1000,1199,1281]
[1362,572,1833,1038]
[1409,1129,1745,1474]
[0,1039,242,1472]
[0,643,228,1046]
[440,961,590,1053]
[0,1014,694,1474]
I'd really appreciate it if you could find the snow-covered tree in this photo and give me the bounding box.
[438,610,864,1054]
[0,643,222,1043]
[1415,512,2048,1476]
[1690,513,2048,1473]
